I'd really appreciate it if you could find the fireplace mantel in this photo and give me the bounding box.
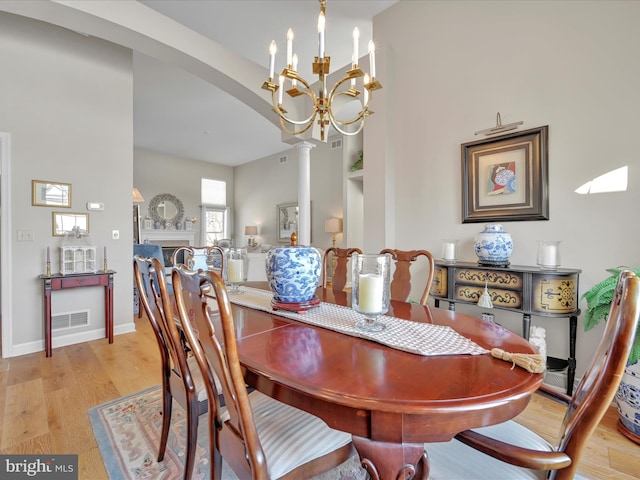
[140,229,196,246]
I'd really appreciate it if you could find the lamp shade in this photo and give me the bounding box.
[324,218,342,234]
[132,187,145,203]
[244,225,258,236]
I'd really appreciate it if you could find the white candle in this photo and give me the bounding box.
[268,40,277,79]
[352,27,360,66]
[359,273,383,313]
[286,28,293,67]
[318,12,325,59]
[540,244,556,266]
[104,246,107,261]
[443,242,456,261]
[368,40,376,78]
[278,74,284,105]
[47,246,50,263]
[292,53,298,88]
[228,258,243,283]
[363,73,370,105]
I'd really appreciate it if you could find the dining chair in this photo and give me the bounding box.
[133,255,208,480]
[322,247,362,292]
[172,245,224,273]
[172,265,354,480]
[424,269,640,480]
[379,249,435,305]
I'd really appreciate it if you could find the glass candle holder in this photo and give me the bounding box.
[442,239,458,263]
[223,248,248,294]
[352,253,391,332]
[537,240,561,269]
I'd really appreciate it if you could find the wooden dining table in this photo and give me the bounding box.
[224,283,543,479]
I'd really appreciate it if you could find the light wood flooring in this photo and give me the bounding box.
[0,315,639,480]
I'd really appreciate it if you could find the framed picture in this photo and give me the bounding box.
[52,211,89,236]
[461,126,549,223]
[277,202,298,243]
[32,180,71,207]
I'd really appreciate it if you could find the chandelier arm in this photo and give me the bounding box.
[328,116,366,137]
[326,75,370,129]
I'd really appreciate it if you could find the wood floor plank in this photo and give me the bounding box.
[1,378,48,450]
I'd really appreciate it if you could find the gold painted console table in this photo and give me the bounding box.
[431,261,581,395]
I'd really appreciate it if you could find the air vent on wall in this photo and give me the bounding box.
[331,139,342,149]
[279,156,288,163]
[52,310,89,330]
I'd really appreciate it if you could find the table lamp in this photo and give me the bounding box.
[244,225,258,247]
[324,218,342,249]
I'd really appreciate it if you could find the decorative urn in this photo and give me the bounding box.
[473,223,513,266]
[265,244,322,307]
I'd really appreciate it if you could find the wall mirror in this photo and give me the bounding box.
[52,212,89,236]
[32,180,71,207]
[148,193,184,228]
[277,202,299,243]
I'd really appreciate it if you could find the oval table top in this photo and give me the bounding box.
[228,283,543,443]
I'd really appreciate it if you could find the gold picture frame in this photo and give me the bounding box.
[32,180,72,207]
[52,212,89,236]
[461,126,549,223]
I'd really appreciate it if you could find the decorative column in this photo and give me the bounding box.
[296,141,314,246]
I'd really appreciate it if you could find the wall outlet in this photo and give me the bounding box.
[17,229,34,241]
[112,230,120,240]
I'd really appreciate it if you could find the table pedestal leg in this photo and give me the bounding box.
[352,436,429,480]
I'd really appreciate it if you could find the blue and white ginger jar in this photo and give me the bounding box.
[474,224,513,266]
[615,361,640,438]
[265,245,321,303]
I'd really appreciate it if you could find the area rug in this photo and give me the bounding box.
[88,385,366,479]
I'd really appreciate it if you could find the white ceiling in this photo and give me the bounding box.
[135,0,397,167]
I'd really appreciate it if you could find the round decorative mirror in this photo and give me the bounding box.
[148,193,184,227]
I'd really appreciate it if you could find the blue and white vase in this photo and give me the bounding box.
[615,360,640,439]
[474,223,513,266]
[265,245,321,303]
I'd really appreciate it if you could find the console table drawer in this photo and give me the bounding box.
[432,266,448,297]
[454,285,522,309]
[532,274,579,314]
[60,275,103,289]
[456,268,524,289]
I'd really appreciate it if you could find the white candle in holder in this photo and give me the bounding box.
[537,240,560,268]
[359,273,383,313]
[228,258,243,283]
[442,240,458,262]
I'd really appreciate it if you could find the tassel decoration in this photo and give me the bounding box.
[478,274,494,309]
[491,348,546,374]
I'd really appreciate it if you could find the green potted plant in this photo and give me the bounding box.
[582,266,640,443]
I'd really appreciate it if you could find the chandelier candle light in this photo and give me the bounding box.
[262,0,382,141]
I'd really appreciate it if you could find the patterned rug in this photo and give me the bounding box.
[88,385,366,479]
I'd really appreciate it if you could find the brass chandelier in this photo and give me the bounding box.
[262,0,382,141]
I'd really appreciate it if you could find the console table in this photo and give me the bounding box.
[430,261,581,395]
[39,271,116,357]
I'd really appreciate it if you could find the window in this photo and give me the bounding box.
[201,178,229,246]
[203,207,228,245]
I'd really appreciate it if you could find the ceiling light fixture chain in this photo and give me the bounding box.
[262,0,382,141]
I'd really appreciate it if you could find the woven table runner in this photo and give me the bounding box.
[228,287,489,357]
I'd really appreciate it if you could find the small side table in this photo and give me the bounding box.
[39,270,116,357]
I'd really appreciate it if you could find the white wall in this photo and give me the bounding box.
[0,13,134,355]
[369,1,640,380]
[234,136,343,249]
[134,148,234,243]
